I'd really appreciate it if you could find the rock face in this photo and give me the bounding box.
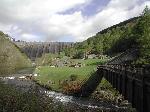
[14,41,73,60]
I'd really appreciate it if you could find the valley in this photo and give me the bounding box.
[0,6,150,112]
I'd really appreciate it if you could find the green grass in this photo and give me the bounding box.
[34,59,106,91]
[0,31,32,75]
[70,58,106,66]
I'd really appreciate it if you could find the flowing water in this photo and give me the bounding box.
[0,75,129,112]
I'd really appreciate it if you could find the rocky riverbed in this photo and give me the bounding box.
[0,74,136,112]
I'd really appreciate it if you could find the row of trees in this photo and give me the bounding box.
[133,6,150,64]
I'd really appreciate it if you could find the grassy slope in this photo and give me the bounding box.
[35,59,106,91]
[0,31,31,75]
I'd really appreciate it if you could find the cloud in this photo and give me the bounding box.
[0,0,90,41]
[80,0,150,41]
[22,33,40,41]
[0,0,87,20]
[0,0,150,42]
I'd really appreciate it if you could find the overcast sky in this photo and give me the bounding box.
[0,0,150,42]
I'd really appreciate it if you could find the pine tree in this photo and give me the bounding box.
[134,6,150,64]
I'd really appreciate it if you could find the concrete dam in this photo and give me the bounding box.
[14,41,73,60]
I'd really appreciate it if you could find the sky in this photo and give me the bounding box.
[0,0,150,42]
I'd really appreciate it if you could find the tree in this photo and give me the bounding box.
[73,50,85,59]
[133,6,150,64]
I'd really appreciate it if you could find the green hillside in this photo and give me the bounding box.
[0,31,31,75]
[64,17,139,58]
[64,7,150,64]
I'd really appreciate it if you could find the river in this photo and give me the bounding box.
[0,75,130,112]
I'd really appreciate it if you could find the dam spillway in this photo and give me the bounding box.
[14,41,73,60]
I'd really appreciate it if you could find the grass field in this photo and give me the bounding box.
[34,59,107,91]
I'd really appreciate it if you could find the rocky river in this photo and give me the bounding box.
[0,73,134,112]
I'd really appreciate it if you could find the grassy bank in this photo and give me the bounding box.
[34,59,106,91]
[34,58,135,111]
[0,31,31,75]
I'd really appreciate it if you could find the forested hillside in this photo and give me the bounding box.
[0,31,31,75]
[65,7,150,64]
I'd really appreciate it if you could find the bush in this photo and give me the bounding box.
[69,74,78,81]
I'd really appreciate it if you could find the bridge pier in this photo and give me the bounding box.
[122,69,127,99]
[118,73,122,93]
[98,64,150,112]
[75,69,104,97]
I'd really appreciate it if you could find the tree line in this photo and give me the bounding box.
[64,6,150,64]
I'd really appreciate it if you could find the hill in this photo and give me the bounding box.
[0,31,31,75]
[64,7,150,64]
[64,17,138,60]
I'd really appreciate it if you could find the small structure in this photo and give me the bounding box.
[69,63,83,68]
[50,65,55,68]
[34,74,38,77]
[56,61,64,67]
[98,55,109,59]
[87,54,97,59]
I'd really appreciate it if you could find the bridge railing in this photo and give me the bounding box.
[98,64,150,75]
